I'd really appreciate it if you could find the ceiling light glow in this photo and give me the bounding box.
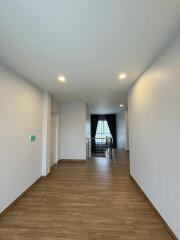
[58,75,66,83]
[118,73,127,80]
[120,104,124,108]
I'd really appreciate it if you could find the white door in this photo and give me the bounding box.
[50,115,56,167]
[50,114,60,167]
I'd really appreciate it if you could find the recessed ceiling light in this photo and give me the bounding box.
[58,75,66,83]
[120,104,124,108]
[118,73,127,80]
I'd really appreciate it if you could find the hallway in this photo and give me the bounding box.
[0,151,172,240]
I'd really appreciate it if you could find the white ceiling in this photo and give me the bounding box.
[0,0,180,113]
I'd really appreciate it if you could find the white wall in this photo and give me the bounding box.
[124,110,129,151]
[60,101,86,160]
[41,92,51,176]
[86,105,91,139]
[51,97,60,115]
[0,64,43,213]
[50,115,56,166]
[51,97,60,166]
[128,35,180,238]
[116,111,126,149]
[116,110,129,150]
[86,105,91,158]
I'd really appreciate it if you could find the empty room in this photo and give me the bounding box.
[0,0,180,239]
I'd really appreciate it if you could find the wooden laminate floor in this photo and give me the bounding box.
[0,150,172,240]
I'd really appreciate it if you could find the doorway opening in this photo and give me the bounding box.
[87,114,117,158]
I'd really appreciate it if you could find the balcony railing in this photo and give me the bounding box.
[86,137,113,159]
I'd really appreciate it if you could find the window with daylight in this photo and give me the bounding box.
[95,120,112,144]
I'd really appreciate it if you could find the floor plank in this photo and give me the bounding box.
[0,150,172,239]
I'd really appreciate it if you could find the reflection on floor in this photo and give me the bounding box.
[0,150,172,239]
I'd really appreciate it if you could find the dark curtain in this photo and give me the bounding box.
[91,115,99,152]
[106,114,117,148]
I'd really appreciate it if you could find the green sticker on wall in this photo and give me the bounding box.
[30,135,36,142]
